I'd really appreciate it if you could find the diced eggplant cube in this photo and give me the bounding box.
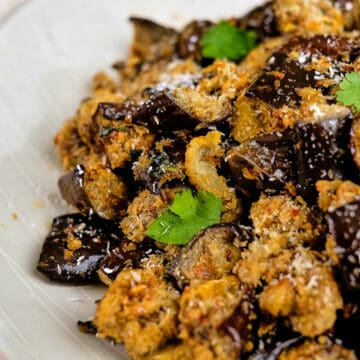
[294,116,351,202]
[37,213,121,284]
[227,131,295,196]
[327,199,360,292]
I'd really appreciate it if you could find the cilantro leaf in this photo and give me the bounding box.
[200,21,257,61]
[336,72,360,113]
[146,189,222,245]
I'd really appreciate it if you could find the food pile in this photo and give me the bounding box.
[37,0,360,359]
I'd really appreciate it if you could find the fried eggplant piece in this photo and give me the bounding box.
[58,164,128,219]
[327,199,360,292]
[227,131,295,196]
[94,263,180,359]
[93,102,155,169]
[98,238,160,285]
[133,135,188,193]
[170,224,252,288]
[185,131,241,222]
[230,96,281,143]
[178,276,243,339]
[231,112,352,202]
[273,0,344,35]
[54,118,102,170]
[132,92,200,130]
[237,1,280,39]
[133,88,231,131]
[177,20,213,62]
[197,59,251,100]
[37,213,121,284]
[75,91,125,150]
[235,194,324,287]
[246,34,360,108]
[238,36,285,78]
[250,194,324,247]
[221,286,257,355]
[247,52,317,108]
[260,247,343,337]
[293,114,352,202]
[129,17,178,64]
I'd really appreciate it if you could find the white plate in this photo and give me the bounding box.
[0,0,265,359]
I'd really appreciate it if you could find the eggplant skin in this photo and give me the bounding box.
[129,17,178,63]
[58,163,129,220]
[98,238,161,285]
[236,1,280,39]
[246,35,360,108]
[132,92,201,130]
[58,164,90,212]
[169,224,252,288]
[327,199,360,293]
[177,20,213,62]
[227,131,295,197]
[37,213,121,284]
[294,115,352,203]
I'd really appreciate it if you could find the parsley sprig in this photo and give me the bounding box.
[336,72,360,113]
[200,21,257,61]
[146,189,222,245]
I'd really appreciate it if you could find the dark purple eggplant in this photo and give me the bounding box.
[58,164,90,212]
[279,34,358,60]
[246,52,317,108]
[98,238,160,283]
[58,163,128,220]
[334,304,360,357]
[96,101,137,122]
[350,117,360,170]
[37,213,121,284]
[131,92,200,130]
[236,1,280,39]
[92,102,155,169]
[132,135,189,193]
[227,131,295,197]
[177,20,213,62]
[293,115,352,202]
[246,35,360,108]
[129,17,178,63]
[327,199,360,293]
[221,286,258,356]
[169,224,252,288]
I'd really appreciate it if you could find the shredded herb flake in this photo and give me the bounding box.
[336,72,360,113]
[200,21,257,61]
[146,189,222,245]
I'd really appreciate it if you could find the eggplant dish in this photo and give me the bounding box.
[37,0,360,359]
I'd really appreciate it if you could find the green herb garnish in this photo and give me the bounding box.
[146,189,222,245]
[336,71,360,113]
[200,21,257,61]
